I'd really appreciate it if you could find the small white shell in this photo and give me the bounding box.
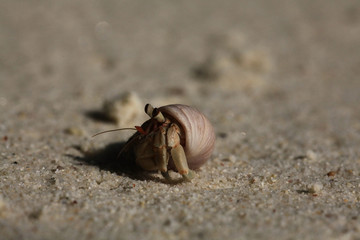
[159,104,215,169]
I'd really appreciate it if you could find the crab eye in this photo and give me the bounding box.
[145,103,154,117]
[152,108,165,123]
[152,108,159,117]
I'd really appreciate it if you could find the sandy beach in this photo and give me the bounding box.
[1,1,360,239]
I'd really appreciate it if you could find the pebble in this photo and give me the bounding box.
[103,92,143,126]
[64,127,84,136]
[307,182,323,193]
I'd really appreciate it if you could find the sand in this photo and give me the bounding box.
[1,1,360,239]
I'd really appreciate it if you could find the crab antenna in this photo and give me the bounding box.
[92,128,137,137]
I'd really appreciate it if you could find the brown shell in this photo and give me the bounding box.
[159,104,215,169]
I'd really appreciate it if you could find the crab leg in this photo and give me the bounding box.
[153,126,168,173]
[167,123,195,181]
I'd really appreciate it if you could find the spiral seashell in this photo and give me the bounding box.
[159,104,215,169]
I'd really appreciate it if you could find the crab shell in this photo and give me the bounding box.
[159,104,216,170]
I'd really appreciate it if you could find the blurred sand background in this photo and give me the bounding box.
[1,1,360,239]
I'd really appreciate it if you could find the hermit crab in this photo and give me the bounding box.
[94,104,215,181]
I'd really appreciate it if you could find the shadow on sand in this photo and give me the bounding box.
[84,110,114,124]
[66,141,183,184]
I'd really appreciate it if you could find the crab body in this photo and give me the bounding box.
[123,104,215,181]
